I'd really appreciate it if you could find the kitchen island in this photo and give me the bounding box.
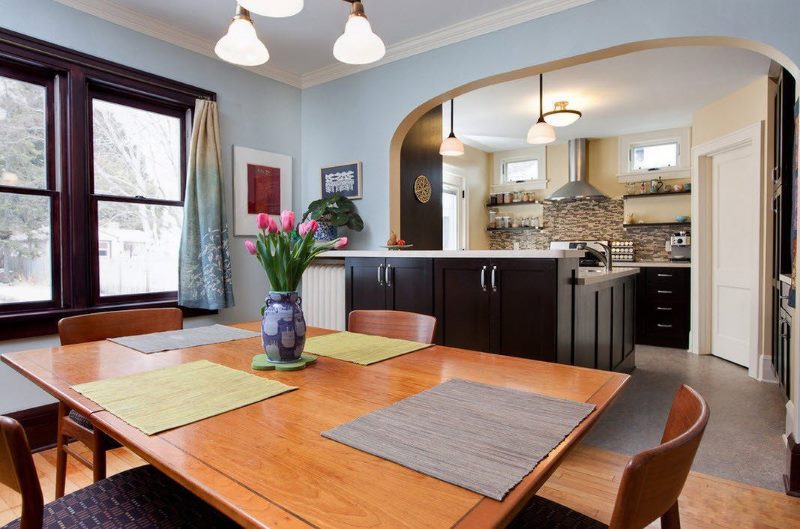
[312,250,638,372]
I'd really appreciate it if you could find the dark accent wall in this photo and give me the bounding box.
[400,106,442,250]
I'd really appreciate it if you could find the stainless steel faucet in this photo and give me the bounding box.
[582,243,613,271]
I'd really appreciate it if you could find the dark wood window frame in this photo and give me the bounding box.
[0,28,216,340]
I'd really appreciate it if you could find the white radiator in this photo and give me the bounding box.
[302,260,346,331]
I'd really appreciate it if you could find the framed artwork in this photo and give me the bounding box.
[321,161,362,200]
[233,146,292,236]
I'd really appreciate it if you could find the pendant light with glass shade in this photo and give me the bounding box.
[527,74,556,145]
[333,1,386,65]
[238,0,303,18]
[440,99,464,157]
[215,5,270,66]
[543,100,582,127]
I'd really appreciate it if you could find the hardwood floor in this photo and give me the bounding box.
[1,443,798,528]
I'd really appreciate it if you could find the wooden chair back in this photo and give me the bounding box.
[58,308,183,345]
[609,384,709,529]
[348,310,437,344]
[0,416,43,529]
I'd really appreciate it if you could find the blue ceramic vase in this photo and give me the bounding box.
[313,222,338,242]
[261,291,306,363]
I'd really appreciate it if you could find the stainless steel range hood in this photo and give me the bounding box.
[547,139,608,202]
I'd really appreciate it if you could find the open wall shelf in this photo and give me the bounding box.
[486,227,545,232]
[622,191,690,200]
[485,201,543,207]
[623,222,691,229]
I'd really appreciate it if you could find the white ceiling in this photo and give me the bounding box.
[445,46,772,152]
[56,0,591,87]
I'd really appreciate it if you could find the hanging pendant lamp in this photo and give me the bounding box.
[440,99,465,157]
[333,1,386,65]
[215,5,270,66]
[238,0,304,18]
[543,101,582,127]
[527,74,556,145]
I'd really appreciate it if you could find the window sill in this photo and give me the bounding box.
[0,301,217,341]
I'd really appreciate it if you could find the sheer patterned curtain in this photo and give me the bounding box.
[179,99,235,309]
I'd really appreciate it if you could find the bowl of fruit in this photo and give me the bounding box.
[381,232,413,250]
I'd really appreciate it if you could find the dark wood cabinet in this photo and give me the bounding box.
[344,257,434,325]
[434,258,492,352]
[636,267,690,349]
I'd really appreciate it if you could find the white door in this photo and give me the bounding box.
[710,145,759,367]
[442,173,466,251]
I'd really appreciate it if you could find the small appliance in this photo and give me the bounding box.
[550,240,609,267]
[669,231,691,262]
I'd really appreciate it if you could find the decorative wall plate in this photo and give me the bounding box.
[414,175,432,203]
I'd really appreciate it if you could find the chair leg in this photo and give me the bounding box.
[92,429,107,482]
[661,501,681,529]
[55,403,68,499]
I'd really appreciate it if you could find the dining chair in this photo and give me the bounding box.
[348,310,437,344]
[509,384,709,529]
[0,415,240,529]
[54,308,183,498]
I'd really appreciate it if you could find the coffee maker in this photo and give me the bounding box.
[669,231,691,262]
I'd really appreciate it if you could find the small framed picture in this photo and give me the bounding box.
[233,146,292,237]
[321,161,362,200]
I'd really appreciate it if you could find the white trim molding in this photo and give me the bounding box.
[759,355,778,383]
[55,0,594,89]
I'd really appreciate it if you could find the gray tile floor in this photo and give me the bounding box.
[584,345,788,491]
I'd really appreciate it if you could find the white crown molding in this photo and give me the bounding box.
[53,0,303,87]
[54,0,593,90]
[300,0,595,88]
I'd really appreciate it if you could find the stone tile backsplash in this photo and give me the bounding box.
[488,199,679,261]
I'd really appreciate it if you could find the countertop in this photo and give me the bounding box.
[618,261,691,268]
[319,249,585,258]
[575,267,640,285]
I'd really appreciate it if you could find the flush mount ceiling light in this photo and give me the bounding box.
[215,5,270,66]
[543,101,582,127]
[527,74,556,145]
[333,0,386,65]
[238,0,304,18]
[440,99,465,157]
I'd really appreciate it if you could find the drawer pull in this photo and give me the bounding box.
[656,306,672,311]
[657,290,673,294]
[657,324,673,328]
[657,273,673,278]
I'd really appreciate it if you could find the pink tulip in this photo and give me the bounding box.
[256,213,269,231]
[280,210,295,232]
[335,236,349,249]
[244,240,257,255]
[267,217,279,234]
[299,220,319,237]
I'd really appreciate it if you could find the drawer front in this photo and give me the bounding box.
[646,267,688,288]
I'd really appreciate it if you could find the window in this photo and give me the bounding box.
[630,141,678,171]
[0,29,214,337]
[503,158,539,183]
[617,127,691,182]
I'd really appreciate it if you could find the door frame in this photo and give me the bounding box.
[442,168,469,250]
[691,121,764,379]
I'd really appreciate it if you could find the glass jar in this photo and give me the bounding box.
[488,210,497,229]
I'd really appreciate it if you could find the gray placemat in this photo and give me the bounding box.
[109,324,260,354]
[322,379,596,500]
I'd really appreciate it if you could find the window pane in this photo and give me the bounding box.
[93,99,181,200]
[631,142,678,171]
[0,76,47,189]
[0,193,52,304]
[505,159,538,182]
[97,201,182,296]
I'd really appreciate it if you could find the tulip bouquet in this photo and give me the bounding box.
[245,210,348,293]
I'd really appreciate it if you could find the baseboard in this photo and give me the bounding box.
[6,403,59,453]
[759,354,779,383]
[785,433,800,497]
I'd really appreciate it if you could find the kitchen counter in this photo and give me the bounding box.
[319,249,584,258]
[575,267,640,285]
[619,261,691,268]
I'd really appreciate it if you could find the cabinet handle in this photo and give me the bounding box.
[377,264,384,286]
[480,265,487,292]
[657,324,673,328]
[491,265,497,292]
[656,306,672,311]
[657,273,673,278]
[386,264,393,287]
[657,290,673,294]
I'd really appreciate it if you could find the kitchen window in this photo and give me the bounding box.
[503,158,540,183]
[630,140,679,171]
[617,127,691,182]
[493,146,548,191]
[0,28,214,338]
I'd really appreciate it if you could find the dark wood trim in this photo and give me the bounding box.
[622,191,691,200]
[623,222,692,228]
[6,402,59,453]
[784,433,800,497]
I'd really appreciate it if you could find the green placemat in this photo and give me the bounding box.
[304,332,433,365]
[72,360,296,435]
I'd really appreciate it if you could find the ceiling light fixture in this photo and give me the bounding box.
[215,5,270,66]
[440,99,465,157]
[238,0,304,18]
[333,1,386,65]
[527,74,556,145]
[543,101,582,127]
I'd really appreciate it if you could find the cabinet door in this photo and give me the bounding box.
[386,258,434,315]
[434,258,491,350]
[345,258,387,322]
[623,276,636,359]
[490,259,558,361]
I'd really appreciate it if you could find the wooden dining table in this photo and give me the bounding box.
[1,323,628,529]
